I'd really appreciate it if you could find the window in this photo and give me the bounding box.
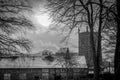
[61,69,66,72]
[50,69,55,73]
[73,68,80,72]
[42,69,49,72]
[19,73,26,80]
[42,73,49,80]
[34,76,40,80]
[4,73,11,80]
[56,69,61,73]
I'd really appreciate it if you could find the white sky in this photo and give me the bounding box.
[24,0,78,53]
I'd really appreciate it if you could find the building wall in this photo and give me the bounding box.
[78,32,98,67]
[0,68,88,80]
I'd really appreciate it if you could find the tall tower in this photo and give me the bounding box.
[78,26,97,67]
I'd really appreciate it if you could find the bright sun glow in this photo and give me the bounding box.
[35,13,51,27]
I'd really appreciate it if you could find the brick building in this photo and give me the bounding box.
[0,54,87,80]
[78,30,98,67]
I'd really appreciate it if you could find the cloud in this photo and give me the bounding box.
[32,40,59,53]
[16,0,79,54]
[39,40,59,50]
[26,27,79,53]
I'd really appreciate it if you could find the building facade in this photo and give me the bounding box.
[0,54,88,80]
[78,31,98,67]
[0,68,88,80]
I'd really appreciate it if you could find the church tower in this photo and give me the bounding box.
[78,26,96,67]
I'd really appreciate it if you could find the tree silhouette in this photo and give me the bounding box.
[0,0,33,56]
[114,0,120,79]
[46,0,116,80]
[55,48,79,68]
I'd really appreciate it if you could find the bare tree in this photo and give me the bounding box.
[0,0,34,56]
[46,0,116,80]
[55,48,79,68]
[55,48,79,80]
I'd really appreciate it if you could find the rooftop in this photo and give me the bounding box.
[0,53,87,68]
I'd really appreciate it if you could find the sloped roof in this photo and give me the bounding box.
[0,55,87,68]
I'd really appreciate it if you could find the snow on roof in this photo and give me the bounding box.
[0,55,87,68]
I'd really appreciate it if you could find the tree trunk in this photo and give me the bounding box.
[114,0,120,80]
[89,24,98,80]
[95,0,103,80]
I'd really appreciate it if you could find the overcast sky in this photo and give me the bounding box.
[23,0,79,53]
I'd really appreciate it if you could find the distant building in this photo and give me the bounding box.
[78,27,98,67]
[0,53,88,80]
[57,47,69,53]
